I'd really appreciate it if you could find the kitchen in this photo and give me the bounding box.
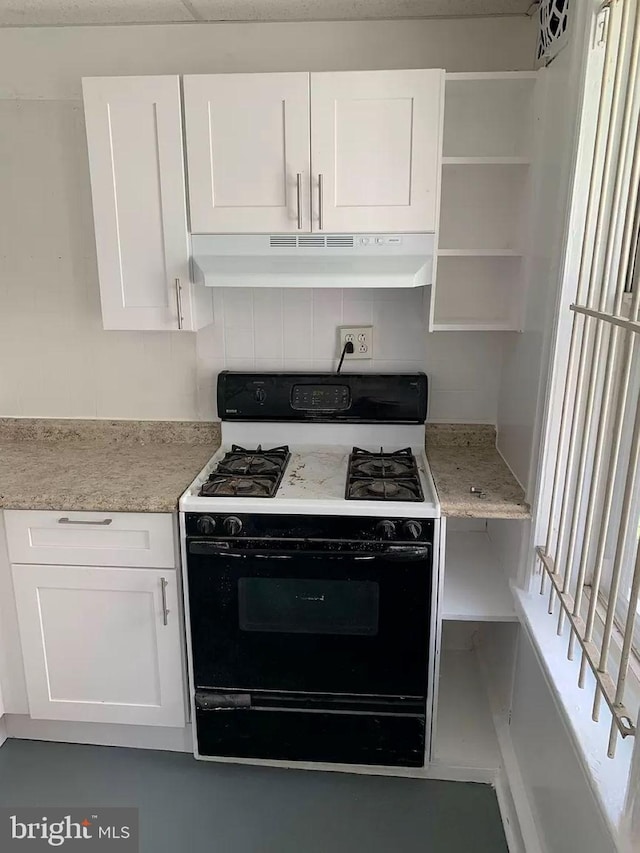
[0,2,639,852]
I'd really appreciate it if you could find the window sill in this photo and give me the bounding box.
[514,585,636,845]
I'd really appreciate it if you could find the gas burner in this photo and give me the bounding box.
[350,453,416,479]
[199,445,291,498]
[346,447,424,502]
[200,476,277,498]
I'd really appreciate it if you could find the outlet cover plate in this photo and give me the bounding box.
[339,326,373,360]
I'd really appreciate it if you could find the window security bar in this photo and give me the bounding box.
[537,0,640,758]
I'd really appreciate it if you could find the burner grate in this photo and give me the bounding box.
[199,445,290,499]
[346,447,424,502]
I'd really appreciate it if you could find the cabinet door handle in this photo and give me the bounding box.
[160,577,170,626]
[58,517,112,526]
[318,173,324,231]
[296,173,303,230]
[175,278,184,330]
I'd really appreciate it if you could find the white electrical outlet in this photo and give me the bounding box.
[339,326,373,360]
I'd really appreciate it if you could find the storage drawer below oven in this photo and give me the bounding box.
[194,691,426,767]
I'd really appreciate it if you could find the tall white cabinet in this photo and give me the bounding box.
[82,76,212,331]
[183,69,444,235]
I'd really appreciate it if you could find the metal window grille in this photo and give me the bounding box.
[537,0,640,758]
[536,0,571,67]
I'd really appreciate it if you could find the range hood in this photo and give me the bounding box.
[191,233,435,289]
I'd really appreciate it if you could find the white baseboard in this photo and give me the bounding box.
[492,715,545,853]
[495,766,526,853]
[475,639,545,853]
[4,715,193,753]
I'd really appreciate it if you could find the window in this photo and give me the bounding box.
[536,0,640,758]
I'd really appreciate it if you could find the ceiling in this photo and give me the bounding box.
[0,1,535,27]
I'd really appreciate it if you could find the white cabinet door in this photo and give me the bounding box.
[82,76,198,331]
[184,73,311,233]
[310,70,444,233]
[12,564,185,727]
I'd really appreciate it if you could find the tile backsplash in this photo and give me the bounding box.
[194,286,505,422]
[208,287,426,372]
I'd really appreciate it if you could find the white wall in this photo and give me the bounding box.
[0,18,535,422]
[496,5,594,494]
[511,630,617,853]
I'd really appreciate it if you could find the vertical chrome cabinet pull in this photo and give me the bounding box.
[318,174,324,230]
[296,173,303,230]
[175,278,184,330]
[57,517,112,526]
[160,577,170,626]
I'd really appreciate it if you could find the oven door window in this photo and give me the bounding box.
[238,578,379,636]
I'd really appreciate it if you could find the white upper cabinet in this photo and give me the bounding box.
[184,73,311,234]
[310,70,444,233]
[183,69,444,235]
[82,76,210,331]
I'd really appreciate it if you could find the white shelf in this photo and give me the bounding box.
[442,156,530,165]
[437,249,521,257]
[431,321,520,332]
[442,531,518,622]
[445,71,539,81]
[433,649,501,771]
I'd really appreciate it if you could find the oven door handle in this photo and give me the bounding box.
[187,541,430,561]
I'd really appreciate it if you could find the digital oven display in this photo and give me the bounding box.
[290,384,351,412]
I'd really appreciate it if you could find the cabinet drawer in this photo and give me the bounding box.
[4,511,176,569]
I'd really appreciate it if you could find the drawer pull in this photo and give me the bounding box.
[57,517,113,526]
[160,577,170,626]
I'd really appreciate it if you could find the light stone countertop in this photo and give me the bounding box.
[0,419,220,514]
[0,419,529,518]
[425,424,530,519]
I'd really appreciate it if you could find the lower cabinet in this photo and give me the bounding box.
[11,564,185,727]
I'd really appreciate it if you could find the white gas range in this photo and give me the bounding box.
[180,422,440,520]
[179,371,441,770]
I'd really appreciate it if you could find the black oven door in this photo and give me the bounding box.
[186,539,432,698]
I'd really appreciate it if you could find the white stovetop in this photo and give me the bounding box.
[180,423,440,518]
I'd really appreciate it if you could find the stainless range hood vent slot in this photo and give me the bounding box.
[298,235,325,247]
[269,235,357,249]
[327,236,355,247]
[269,235,297,248]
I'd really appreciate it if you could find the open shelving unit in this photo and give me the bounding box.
[432,648,501,774]
[442,529,517,622]
[431,71,539,332]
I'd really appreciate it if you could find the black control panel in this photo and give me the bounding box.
[217,372,428,423]
[185,513,434,544]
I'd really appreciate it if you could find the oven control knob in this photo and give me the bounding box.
[403,520,423,540]
[376,520,396,540]
[255,388,267,403]
[224,516,243,536]
[197,515,216,535]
